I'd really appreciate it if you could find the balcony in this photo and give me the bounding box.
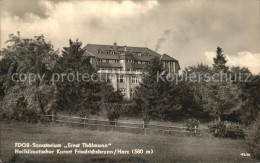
[97,69,143,75]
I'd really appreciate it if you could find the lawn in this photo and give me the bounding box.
[0,121,255,163]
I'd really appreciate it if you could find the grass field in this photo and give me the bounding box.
[0,121,256,163]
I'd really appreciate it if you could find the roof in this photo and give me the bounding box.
[83,43,180,70]
[119,51,134,60]
[83,44,161,58]
[83,51,95,57]
[98,62,122,68]
[160,54,178,62]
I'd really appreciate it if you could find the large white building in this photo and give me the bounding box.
[83,43,180,99]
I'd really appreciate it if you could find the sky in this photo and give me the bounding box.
[1,0,260,74]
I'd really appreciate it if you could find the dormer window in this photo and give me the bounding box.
[111,51,115,55]
[106,51,109,54]
[97,50,101,54]
[138,52,142,56]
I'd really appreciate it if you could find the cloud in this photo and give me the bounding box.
[1,0,158,49]
[1,0,260,74]
[1,0,49,19]
[226,51,260,74]
[204,51,260,74]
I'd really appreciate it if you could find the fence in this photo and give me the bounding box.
[42,115,201,135]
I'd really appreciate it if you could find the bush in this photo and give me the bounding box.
[185,117,199,131]
[208,121,246,139]
[106,109,120,125]
[248,119,260,159]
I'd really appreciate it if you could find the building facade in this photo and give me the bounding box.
[83,43,180,99]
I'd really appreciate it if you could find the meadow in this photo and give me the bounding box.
[0,121,256,163]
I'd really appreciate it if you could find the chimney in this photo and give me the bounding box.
[113,42,117,49]
[124,45,127,52]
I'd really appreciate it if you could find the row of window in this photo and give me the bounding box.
[100,68,143,73]
[100,68,122,71]
[97,50,148,57]
[117,75,138,84]
[98,59,149,64]
[119,88,135,96]
[98,59,119,63]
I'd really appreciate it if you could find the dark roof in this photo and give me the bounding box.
[83,44,161,58]
[83,51,95,57]
[98,62,122,68]
[93,53,119,59]
[83,43,180,70]
[119,51,134,60]
[160,54,178,61]
[132,63,147,69]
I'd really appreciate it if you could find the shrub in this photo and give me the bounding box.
[248,119,260,159]
[185,117,199,131]
[225,122,246,139]
[208,121,246,139]
[208,121,226,137]
[106,109,120,125]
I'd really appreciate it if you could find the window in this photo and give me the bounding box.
[106,51,109,54]
[142,61,146,64]
[131,76,138,84]
[138,61,142,64]
[138,52,142,56]
[108,60,119,63]
[130,89,135,96]
[97,50,101,54]
[98,59,106,62]
[126,59,133,63]
[118,75,125,83]
[111,51,115,55]
[119,89,126,96]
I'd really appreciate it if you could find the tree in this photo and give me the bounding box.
[229,66,252,86]
[54,39,100,117]
[179,63,213,117]
[239,75,260,125]
[202,82,241,122]
[99,83,123,103]
[0,32,59,122]
[213,47,229,73]
[99,83,123,123]
[134,57,174,126]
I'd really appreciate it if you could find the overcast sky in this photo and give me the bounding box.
[1,0,260,74]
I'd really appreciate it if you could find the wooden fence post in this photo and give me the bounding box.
[194,125,197,135]
[83,116,86,127]
[51,109,55,123]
